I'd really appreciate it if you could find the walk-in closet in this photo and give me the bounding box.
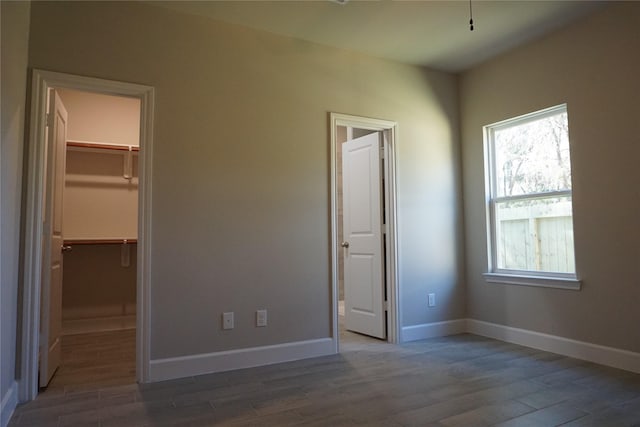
[41,88,141,390]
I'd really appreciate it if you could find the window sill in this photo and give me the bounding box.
[483,273,581,290]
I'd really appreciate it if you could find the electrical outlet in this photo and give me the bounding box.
[222,312,234,330]
[428,293,436,307]
[256,309,267,327]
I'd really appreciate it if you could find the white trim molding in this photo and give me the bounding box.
[0,381,18,427]
[148,338,334,382]
[20,70,154,402]
[467,319,640,374]
[400,318,640,374]
[401,320,467,342]
[483,273,581,290]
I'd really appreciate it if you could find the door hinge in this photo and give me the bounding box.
[380,146,385,159]
[46,113,53,127]
[384,300,389,311]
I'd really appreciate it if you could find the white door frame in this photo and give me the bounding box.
[19,69,154,401]
[329,112,400,348]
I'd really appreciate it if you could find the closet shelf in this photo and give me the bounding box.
[64,238,137,245]
[67,140,138,180]
[67,140,140,152]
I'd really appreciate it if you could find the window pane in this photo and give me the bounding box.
[495,195,575,273]
[494,112,571,197]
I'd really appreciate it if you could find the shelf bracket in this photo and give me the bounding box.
[123,146,133,180]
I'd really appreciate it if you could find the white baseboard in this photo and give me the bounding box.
[148,338,335,382]
[0,381,18,427]
[401,319,467,342]
[467,319,640,374]
[74,317,640,385]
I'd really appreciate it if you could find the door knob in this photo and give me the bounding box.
[341,241,350,248]
[61,245,72,253]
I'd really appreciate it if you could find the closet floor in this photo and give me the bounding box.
[46,329,136,393]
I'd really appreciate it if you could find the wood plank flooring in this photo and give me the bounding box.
[9,324,640,426]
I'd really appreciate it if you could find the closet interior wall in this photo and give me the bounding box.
[57,88,141,333]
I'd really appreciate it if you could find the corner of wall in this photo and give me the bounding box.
[401,319,467,342]
[0,381,18,427]
[400,318,640,375]
[467,319,640,374]
[1,0,32,418]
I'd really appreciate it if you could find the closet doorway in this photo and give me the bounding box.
[21,70,154,402]
[329,113,400,350]
[41,87,141,391]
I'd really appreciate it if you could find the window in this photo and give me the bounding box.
[483,105,580,289]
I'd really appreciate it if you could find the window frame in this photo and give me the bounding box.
[482,104,581,290]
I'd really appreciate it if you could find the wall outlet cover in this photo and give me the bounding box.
[428,293,436,307]
[256,309,267,327]
[223,312,234,330]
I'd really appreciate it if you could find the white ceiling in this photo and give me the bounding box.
[149,0,606,72]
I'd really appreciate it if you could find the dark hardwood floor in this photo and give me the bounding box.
[9,321,640,426]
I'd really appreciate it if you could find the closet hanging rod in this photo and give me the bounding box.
[67,140,140,152]
[63,238,138,246]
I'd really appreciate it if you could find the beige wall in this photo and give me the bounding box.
[57,88,141,146]
[59,87,139,240]
[62,149,138,321]
[28,1,464,359]
[62,244,137,320]
[1,0,31,416]
[63,150,138,240]
[460,2,640,353]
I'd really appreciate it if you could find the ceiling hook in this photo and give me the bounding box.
[469,0,475,31]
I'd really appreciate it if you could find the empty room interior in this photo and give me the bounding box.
[1,1,639,426]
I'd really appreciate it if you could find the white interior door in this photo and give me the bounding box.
[342,132,386,339]
[40,89,68,387]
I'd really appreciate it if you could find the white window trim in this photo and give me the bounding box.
[483,104,581,290]
[483,273,581,290]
